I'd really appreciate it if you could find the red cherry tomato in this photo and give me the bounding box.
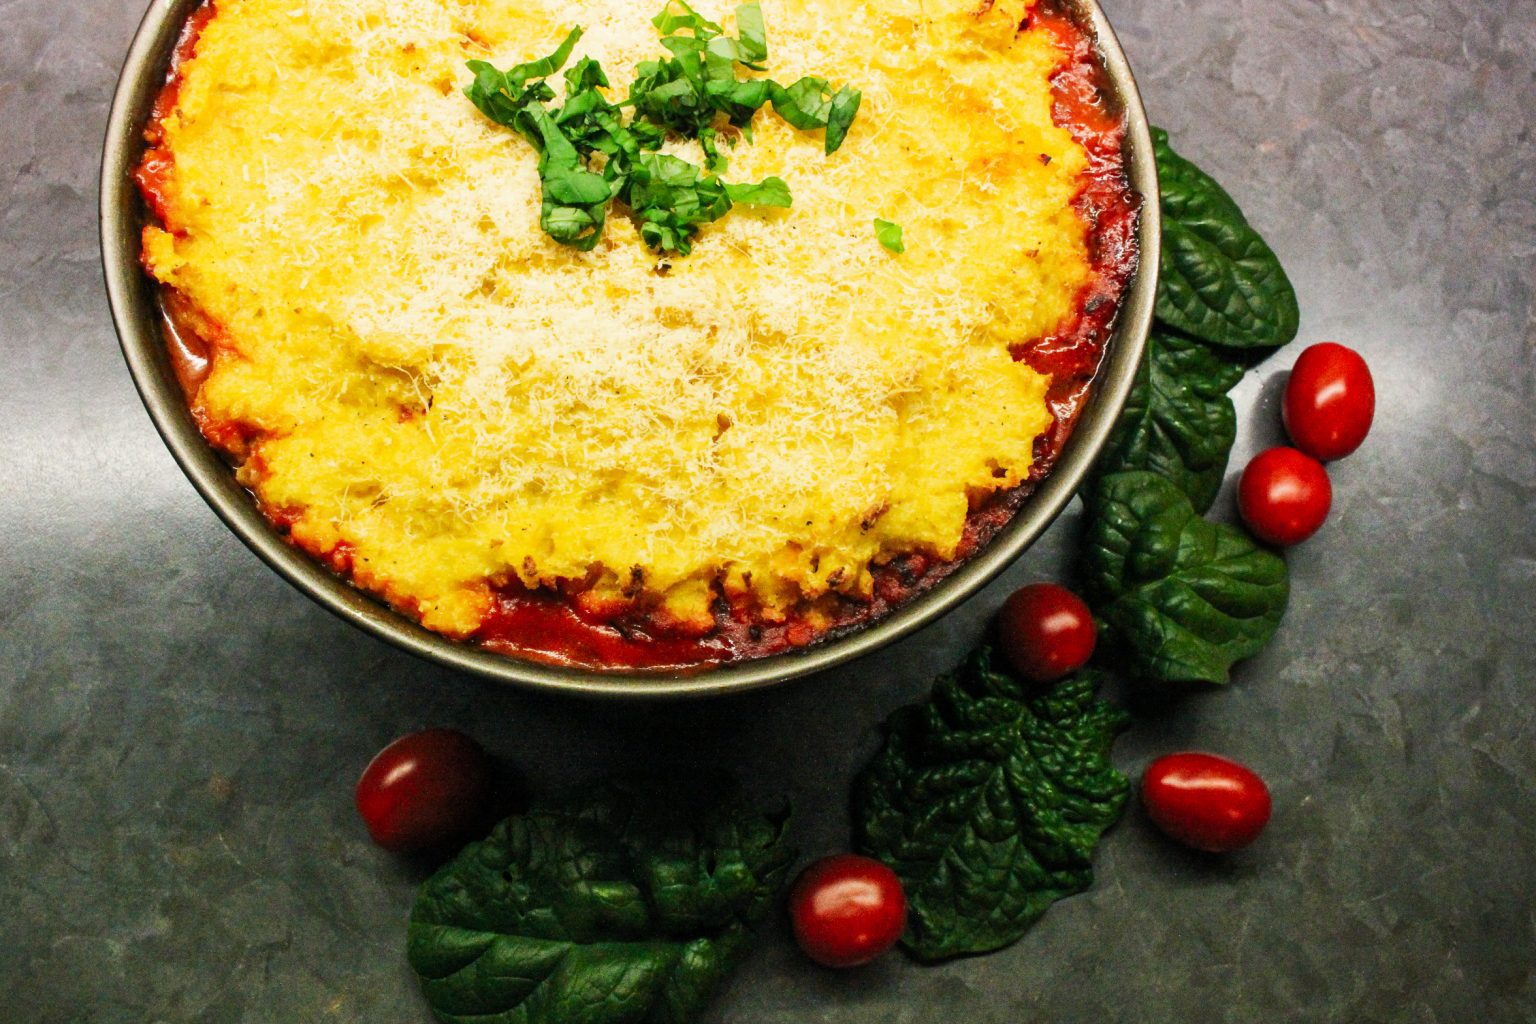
[1283,342,1375,461]
[789,854,907,968]
[1141,752,1272,853]
[1238,447,1332,546]
[997,582,1097,683]
[355,728,492,853]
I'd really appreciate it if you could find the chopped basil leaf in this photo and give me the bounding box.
[770,76,834,130]
[1152,127,1300,349]
[824,85,862,153]
[525,106,611,250]
[699,127,727,174]
[463,27,583,129]
[724,176,792,207]
[464,62,549,136]
[628,154,733,256]
[541,165,613,206]
[541,203,605,249]
[710,76,774,126]
[651,0,724,37]
[735,1,769,64]
[874,218,904,253]
[514,26,584,84]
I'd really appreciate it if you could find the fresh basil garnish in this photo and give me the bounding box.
[1080,471,1290,685]
[1090,329,1242,513]
[853,650,1130,962]
[465,2,858,255]
[409,779,793,1024]
[1153,126,1300,349]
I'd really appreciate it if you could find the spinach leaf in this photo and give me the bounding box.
[1153,127,1300,349]
[1090,329,1241,513]
[873,218,904,254]
[409,780,793,1024]
[853,650,1130,962]
[1080,471,1290,685]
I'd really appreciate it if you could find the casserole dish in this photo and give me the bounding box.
[102,0,1159,697]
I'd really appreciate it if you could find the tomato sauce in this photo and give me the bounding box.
[142,0,1141,673]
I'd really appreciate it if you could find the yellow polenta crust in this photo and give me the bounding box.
[143,0,1092,637]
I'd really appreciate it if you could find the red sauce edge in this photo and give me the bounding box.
[139,0,1141,673]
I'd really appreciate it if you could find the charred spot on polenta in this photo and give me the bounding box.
[138,0,1137,671]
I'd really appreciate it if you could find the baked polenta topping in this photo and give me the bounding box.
[140,0,1129,664]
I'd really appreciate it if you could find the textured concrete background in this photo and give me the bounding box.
[2,0,1534,1021]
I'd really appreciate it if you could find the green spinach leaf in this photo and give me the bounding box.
[409,780,793,1024]
[1153,127,1300,349]
[853,650,1130,962]
[1080,471,1290,684]
[1090,329,1242,513]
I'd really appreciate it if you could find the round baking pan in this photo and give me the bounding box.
[101,0,1159,699]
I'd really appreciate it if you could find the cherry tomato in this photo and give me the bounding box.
[997,582,1097,683]
[789,854,907,968]
[355,728,492,853]
[1283,342,1375,461]
[1141,752,1272,853]
[1238,446,1332,546]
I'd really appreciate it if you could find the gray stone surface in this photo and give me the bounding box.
[2,0,1534,1020]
